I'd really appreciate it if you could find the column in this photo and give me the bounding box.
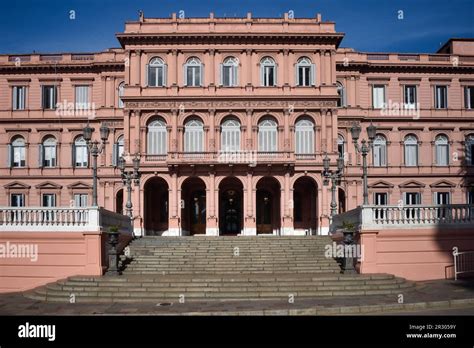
[243,171,256,235]
[246,109,253,150]
[282,170,293,235]
[168,170,180,236]
[209,109,216,152]
[321,109,327,152]
[206,170,218,236]
[284,109,290,151]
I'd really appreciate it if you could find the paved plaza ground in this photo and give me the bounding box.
[0,279,473,315]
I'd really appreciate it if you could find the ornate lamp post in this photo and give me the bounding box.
[350,122,377,205]
[322,153,344,217]
[82,123,110,206]
[118,154,141,218]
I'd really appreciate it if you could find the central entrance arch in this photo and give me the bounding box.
[144,177,169,235]
[256,177,281,234]
[219,177,243,235]
[181,177,206,235]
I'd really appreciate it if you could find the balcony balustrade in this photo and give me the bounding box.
[0,207,132,233]
[330,204,474,232]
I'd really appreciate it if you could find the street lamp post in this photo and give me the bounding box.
[82,123,110,207]
[350,122,377,205]
[322,153,344,217]
[118,154,141,218]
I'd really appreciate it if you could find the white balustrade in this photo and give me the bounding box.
[331,204,474,232]
[0,207,132,234]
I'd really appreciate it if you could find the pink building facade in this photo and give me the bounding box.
[0,13,473,240]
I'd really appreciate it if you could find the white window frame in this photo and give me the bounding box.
[337,82,346,107]
[73,136,88,168]
[466,135,474,166]
[147,57,167,87]
[42,137,57,168]
[258,118,278,152]
[296,57,315,87]
[435,135,449,166]
[404,85,417,109]
[221,57,239,87]
[10,193,25,207]
[11,137,26,168]
[434,85,448,109]
[75,85,90,110]
[220,118,241,152]
[118,82,125,108]
[260,57,277,87]
[42,193,56,207]
[73,193,88,207]
[372,85,386,109]
[337,134,345,159]
[184,119,204,152]
[12,86,26,110]
[465,86,474,109]
[184,57,202,87]
[295,118,314,154]
[373,135,387,167]
[147,119,167,155]
[404,135,418,167]
[42,85,57,110]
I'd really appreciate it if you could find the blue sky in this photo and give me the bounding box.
[0,0,472,54]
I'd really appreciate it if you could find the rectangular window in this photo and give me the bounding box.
[405,144,418,166]
[465,86,474,109]
[12,86,26,110]
[373,143,386,167]
[372,85,386,109]
[468,189,474,204]
[434,85,448,109]
[404,85,417,109]
[43,145,56,167]
[404,192,421,219]
[186,66,201,87]
[434,192,450,205]
[74,194,88,207]
[12,145,26,168]
[42,194,56,207]
[298,66,311,86]
[42,85,57,109]
[75,144,88,167]
[374,192,388,219]
[75,85,90,110]
[263,66,275,87]
[436,143,449,166]
[11,193,25,207]
[222,65,237,87]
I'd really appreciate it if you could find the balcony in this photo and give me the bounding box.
[0,207,132,233]
[331,204,474,232]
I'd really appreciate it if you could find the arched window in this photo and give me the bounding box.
[404,135,418,167]
[296,57,314,87]
[337,134,345,159]
[184,118,204,152]
[73,136,88,168]
[258,118,278,152]
[9,136,26,168]
[147,57,166,87]
[117,135,124,159]
[337,82,346,107]
[147,119,167,155]
[260,57,277,87]
[40,136,57,168]
[435,135,449,166]
[220,57,238,87]
[373,134,387,167]
[118,82,125,108]
[295,118,314,154]
[184,57,203,87]
[466,134,474,166]
[221,118,241,152]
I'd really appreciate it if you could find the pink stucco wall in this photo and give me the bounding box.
[0,232,103,293]
[359,228,474,281]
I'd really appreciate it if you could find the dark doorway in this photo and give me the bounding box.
[144,177,169,235]
[182,177,206,235]
[256,177,280,234]
[219,177,244,235]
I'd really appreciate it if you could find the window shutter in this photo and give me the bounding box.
[145,64,149,87]
[200,64,205,86]
[112,143,118,167]
[7,144,12,168]
[71,143,76,167]
[183,64,188,86]
[343,87,347,107]
[294,65,299,87]
[310,64,315,86]
[260,65,264,87]
[163,64,168,86]
[219,63,223,86]
[38,144,43,167]
[234,65,238,86]
[273,65,277,86]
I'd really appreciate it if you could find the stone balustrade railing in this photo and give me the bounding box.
[0,206,132,234]
[331,204,474,232]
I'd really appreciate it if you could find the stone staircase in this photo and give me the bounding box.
[25,236,416,303]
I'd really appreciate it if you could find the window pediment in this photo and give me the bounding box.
[35,181,62,189]
[399,180,426,188]
[4,181,31,189]
[368,180,394,189]
[67,181,92,189]
[429,180,456,188]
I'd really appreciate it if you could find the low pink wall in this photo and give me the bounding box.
[359,227,474,281]
[0,232,104,293]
